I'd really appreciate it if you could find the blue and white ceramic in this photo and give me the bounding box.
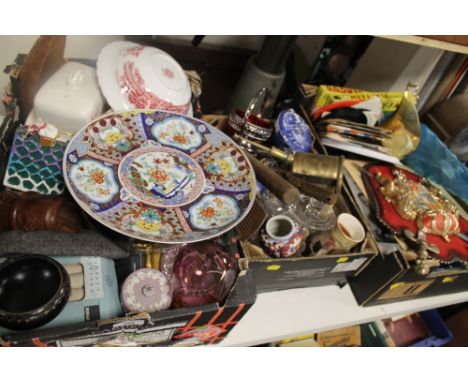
[274,109,313,153]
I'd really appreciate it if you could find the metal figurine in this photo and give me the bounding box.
[375,169,460,242]
[403,230,441,276]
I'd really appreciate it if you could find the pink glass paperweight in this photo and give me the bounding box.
[171,241,238,308]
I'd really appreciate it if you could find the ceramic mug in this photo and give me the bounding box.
[260,214,303,258]
[308,213,365,256]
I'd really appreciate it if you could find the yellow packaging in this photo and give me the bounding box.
[313,85,407,114]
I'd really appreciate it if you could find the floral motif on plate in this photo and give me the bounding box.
[118,146,205,208]
[151,117,203,151]
[69,159,119,203]
[189,194,240,230]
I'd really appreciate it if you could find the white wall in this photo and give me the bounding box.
[346,37,443,92]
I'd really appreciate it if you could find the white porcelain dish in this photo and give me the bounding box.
[97,41,192,115]
[31,61,105,140]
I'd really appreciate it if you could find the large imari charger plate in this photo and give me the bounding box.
[63,110,256,243]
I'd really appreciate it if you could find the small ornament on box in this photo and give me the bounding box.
[121,268,172,314]
[25,120,59,147]
[121,246,173,314]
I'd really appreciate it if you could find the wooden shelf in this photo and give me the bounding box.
[219,284,468,346]
[377,35,468,55]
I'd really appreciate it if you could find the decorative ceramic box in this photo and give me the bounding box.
[2,126,65,195]
[29,62,105,140]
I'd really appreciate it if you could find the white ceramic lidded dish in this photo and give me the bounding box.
[30,61,105,140]
[97,41,192,115]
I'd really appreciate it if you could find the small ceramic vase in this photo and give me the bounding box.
[260,214,303,258]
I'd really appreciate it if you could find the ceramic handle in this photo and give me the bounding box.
[67,70,84,88]
[247,153,300,205]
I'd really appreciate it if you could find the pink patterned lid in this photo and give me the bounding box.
[120,268,172,313]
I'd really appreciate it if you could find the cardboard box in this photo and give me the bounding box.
[0,265,255,347]
[316,325,361,347]
[240,185,379,293]
[339,155,468,306]
[235,105,379,293]
[348,250,468,306]
[0,233,256,347]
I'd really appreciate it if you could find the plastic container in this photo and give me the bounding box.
[402,123,468,203]
[410,309,453,347]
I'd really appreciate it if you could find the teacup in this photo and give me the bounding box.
[308,213,365,256]
[259,214,303,258]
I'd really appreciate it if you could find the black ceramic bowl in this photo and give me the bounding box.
[0,255,71,330]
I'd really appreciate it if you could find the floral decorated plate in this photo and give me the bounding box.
[96,41,192,115]
[63,110,256,243]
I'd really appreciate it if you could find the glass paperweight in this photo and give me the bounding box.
[293,194,337,232]
[172,241,239,308]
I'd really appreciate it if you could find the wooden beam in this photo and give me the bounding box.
[377,35,468,55]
